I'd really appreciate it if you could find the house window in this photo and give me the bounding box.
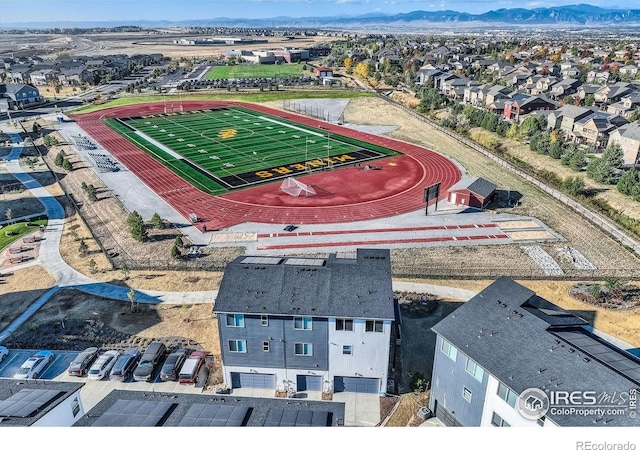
[335,318,353,331]
[440,339,458,362]
[342,345,352,355]
[491,412,510,427]
[462,387,472,403]
[226,314,244,327]
[71,397,80,417]
[465,358,485,383]
[365,320,383,333]
[263,341,270,352]
[228,340,247,353]
[261,315,269,326]
[497,382,518,408]
[294,316,312,330]
[294,343,313,356]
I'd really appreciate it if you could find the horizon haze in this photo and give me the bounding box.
[1,1,639,26]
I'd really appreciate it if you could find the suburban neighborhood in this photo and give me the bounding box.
[0,3,640,445]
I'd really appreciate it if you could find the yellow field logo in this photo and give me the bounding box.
[218,129,237,139]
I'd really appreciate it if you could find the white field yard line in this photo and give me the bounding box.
[258,116,325,137]
[134,130,184,161]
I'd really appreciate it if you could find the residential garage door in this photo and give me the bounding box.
[296,375,323,391]
[231,372,276,389]
[334,376,379,394]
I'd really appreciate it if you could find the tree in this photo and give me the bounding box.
[54,151,65,167]
[127,210,148,242]
[343,57,353,74]
[88,258,98,274]
[171,243,181,259]
[174,236,183,248]
[43,134,58,146]
[150,212,164,229]
[548,140,564,159]
[586,143,623,184]
[78,239,88,255]
[584,94,595,107]
[629,108,640,122]
[127,288,137,312]
[62,158,72,171]
[563,176,585,196]
[5,208,13,224]
[506,123,519,139]
[86,184,97,202]
[119,264,130,282]
[617,169,640,201]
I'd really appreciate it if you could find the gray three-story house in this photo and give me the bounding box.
[213,248,396,396]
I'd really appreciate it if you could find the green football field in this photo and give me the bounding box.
[106,106,398,195]
[206,64,305,80]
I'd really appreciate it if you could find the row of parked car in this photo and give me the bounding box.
[2,342,206,384]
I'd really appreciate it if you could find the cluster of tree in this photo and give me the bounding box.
[80,181,98,202]
[585,144,624,185]
[54,150,72,171]
[617,169,640,201]
[461,106,511,137]
[127,211,148,242]
[416,88,450,114]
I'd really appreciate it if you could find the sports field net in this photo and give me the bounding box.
[280,177,317,197]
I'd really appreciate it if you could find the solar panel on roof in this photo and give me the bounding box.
[295,410,313,426]
[91,400,174,427]
[554,330,640,385]
[311,411,330,426]
[264,408,284,426]
[240,256,283,265]
[0,389,63,418]
[280,409,298,426]
[284,258,325,266]
[178,403,251,427]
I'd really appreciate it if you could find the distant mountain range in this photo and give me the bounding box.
[4,4,640,29]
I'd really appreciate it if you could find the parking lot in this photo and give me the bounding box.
[0,349,209,410]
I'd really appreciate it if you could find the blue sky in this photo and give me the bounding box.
[1,0,638,23]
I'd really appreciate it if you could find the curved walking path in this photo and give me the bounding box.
[0,129,470,344]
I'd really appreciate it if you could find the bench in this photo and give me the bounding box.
[10,255,27,264]
[8,246,28,254]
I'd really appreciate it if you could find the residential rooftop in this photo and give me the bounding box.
[213,248,394,320]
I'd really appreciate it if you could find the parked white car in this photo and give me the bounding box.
[14,350,53,379]
[87,350,119,380]
[0,346,8,362]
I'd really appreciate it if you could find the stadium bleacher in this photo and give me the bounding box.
[87,152,120,172]
[72,134,98,151]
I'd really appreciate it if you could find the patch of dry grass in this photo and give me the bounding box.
[384,392,430,427]
[0,266,56,330]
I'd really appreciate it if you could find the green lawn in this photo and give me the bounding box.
[0,218,48,251]
[106,105,398,195]
[206,64,306,80]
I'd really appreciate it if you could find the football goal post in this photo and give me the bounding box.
[280,177,317,197]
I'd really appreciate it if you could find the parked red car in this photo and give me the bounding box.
[178,351,206,384]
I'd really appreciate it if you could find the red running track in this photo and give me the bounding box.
[73,101,461,231]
